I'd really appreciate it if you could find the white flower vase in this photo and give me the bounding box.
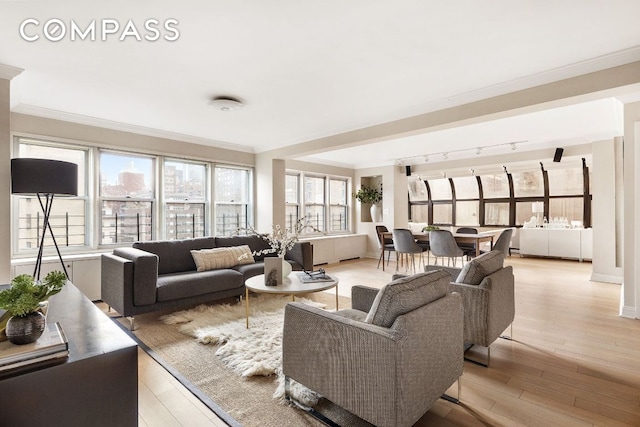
[370,204,380,223]
[282,258,292,277]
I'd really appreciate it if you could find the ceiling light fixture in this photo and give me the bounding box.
[423,155,429,163]
[210,96,243,111]
[476,147,482,155]
[511,142,517,150]
[442,153,449,160]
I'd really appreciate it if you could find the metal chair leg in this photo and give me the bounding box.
[441,376,461,404]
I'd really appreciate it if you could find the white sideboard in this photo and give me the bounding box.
[12,254,103,301]
[299,234,368,265]
[519,228,592,261]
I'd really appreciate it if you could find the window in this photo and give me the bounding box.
[512,171,544,197]
[432,203,452,224]
[549,198,583,223]
[304,175,326,232]
[481,174,509,198]
[410,204,429,223]
[100,152,154,244]
[164,160,207,240]
[427,178,452,200]
[285,173,300,230]
[453,176,478,199]
[548,168,583,196]
[329,178,348,232]
[13,137,257,256]
[15,141,88,254]
[288,171,350,235]
[455,201,479,226]
[408,177,429,202]
[214,166,251,236]
[485,202,509,225]
[516,201,536,226]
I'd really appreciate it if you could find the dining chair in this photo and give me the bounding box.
[392,228,427,274]
[456,227,478,260]
[375,225,395,270]
[483,228,513,257]
[429,229,465,267]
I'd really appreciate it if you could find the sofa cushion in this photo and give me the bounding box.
[365,270,450,328]
[156,269,244,302]
[455,250,505,285]
[191,245,254,271]
[134,237,216,275]
[215,235,272,261]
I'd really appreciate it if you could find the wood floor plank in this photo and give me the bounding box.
[98,255,640,427]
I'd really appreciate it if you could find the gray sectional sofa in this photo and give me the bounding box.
[101,235,313,328]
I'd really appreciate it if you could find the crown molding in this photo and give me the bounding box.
[11,104,255,153]
[0,63,24,80]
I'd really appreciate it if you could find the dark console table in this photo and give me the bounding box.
[0,282,138,426]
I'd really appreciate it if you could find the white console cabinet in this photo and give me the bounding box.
[12,254,103,301]
[300,234,367,265]
[519,228,592,261]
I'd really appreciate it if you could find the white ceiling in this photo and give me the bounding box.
[1,1,640,168]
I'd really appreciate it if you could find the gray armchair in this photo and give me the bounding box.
[282,271,464,427]
[425,250,515,366]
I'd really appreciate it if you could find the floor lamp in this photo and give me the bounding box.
[11,158,78,281]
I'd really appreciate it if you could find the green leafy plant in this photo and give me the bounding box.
[422,225,440,232]
[0,271,66,317]
[353,186,382,204]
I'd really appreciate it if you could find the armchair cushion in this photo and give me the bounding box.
[455,250,504,285]
[365,270,450,328]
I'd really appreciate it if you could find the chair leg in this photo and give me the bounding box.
[441,376,461,404]
[377,250,384,269]
[500,323,513,341]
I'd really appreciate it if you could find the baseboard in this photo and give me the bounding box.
[590,273,623,284]
[620,305,637,319]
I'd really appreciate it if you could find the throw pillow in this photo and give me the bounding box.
[365,270,450,328]
[191,245,255,271]
[455,250,504,285]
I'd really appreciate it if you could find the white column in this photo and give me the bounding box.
[591,139,623,283]
[622,101,640,318]
[0,78,11,282]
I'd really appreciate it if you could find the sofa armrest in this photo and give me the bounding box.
[113,247,159,306]
[286,241,313,272]
[351,285,379,312]
[101,253,138,317]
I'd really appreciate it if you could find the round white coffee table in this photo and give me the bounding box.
[244,273,339,328]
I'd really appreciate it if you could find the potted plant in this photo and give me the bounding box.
[353,185,383,222]
[0,271,66,345]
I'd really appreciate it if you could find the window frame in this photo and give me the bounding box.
[13,138,91,256]
[288,170,351,236]
[99,150,156,245]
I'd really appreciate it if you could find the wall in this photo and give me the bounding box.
[354,165,409,258]
[591,139,623,283]
[0,79,10,282]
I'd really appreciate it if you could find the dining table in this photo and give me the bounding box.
[378,229,500,271]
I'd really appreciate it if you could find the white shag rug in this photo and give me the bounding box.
[160,295,325,404]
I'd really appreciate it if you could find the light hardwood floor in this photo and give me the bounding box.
[102,255,640,427]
